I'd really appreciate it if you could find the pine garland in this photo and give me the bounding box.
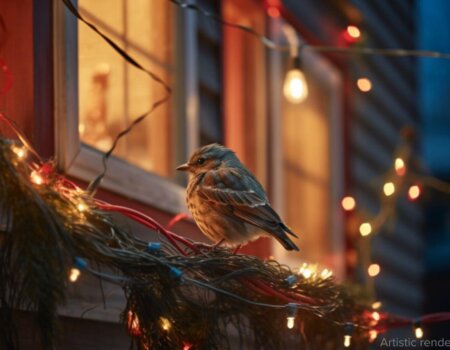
[0,137,374,349]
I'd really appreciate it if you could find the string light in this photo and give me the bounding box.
[286,303,298,329]
[69,268,80,282]
[383,182,396,196]
[343,323,354,348]
[346,25,361,39]
[359,222,372,237]
[372,311,380,321]
[414,323,424,339]
[11,145,27,159]
[395,157,406,176]
[341,196,356,211]
[408,185,421,201]
[368,264,380,277]
[298,263,315,278]
[160,317,172,331]
[30,170,44,185]
[284,56,308,104]
[368,329,378,342]
[372,301,382,310]
[357,77,372,92]
[267,6,280,18]
[320,268,333,279]
[77,202,87,212]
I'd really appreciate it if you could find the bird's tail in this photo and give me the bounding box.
[273,229,299,251]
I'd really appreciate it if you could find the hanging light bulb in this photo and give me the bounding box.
[286,303,298,329]
[343,323,354,348]
[284,56,308,104]
[414,323,424,339]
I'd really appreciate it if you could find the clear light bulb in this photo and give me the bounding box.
[287,316,295,329]
[344,334,351,347]
[415,326,424,339]
[284,68,308,103]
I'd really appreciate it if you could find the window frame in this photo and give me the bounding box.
[52,1,198,214]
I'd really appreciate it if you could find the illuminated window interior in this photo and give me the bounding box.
[78,0,173,177]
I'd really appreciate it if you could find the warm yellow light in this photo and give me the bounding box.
[284,69,308,103]
[69,268,81,282]
[415,326,424,339]
[369,330,378,342]
[357,78,372,92]
[320,268,333,279]
[341,196,356,211]
[408,185,421,201]
[30,171,43,185]
[12,145,27,159]
[344,334,351,348]
[372,311,380,321]
[303,268,312,278]
[383,182,396,196]
[77,202,87,212]
[347,25,361,39]
[395,158,406,176]
[359,222,372,237]
[160,317,171,331]
[372,301,382,310]
[368,264,380,277]
[287,316,295,329]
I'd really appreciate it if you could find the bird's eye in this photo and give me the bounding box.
[197,157,206,165]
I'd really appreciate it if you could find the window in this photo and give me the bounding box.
[78,0,173,176]
[269,22,345,275]
[54,1,185,213]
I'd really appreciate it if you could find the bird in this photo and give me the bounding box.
[176,143,299,251]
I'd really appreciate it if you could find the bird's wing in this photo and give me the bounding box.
[198,168,297,237]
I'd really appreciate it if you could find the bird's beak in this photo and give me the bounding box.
[176,163,190,171]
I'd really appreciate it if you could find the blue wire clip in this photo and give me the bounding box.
[147,242,161,253]
[74,257,88,270]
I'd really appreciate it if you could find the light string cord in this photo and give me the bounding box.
[169,0,450,60]
[61,0,172,195]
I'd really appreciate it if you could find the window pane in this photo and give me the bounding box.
[78,0,173,177]
[283,54,333,264]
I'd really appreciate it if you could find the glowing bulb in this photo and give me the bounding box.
[415,326,424,339]
[287,316,295,329]
[383,182,396,196]
[344,335,351,348]
[395,158,406,176]
[341,196,356,211]
[30,171,43,185]
[369,330,378,342]
[346,25,361,39]
[284,69,308,103]
[302,268,312,278]
[12,145,27,159]
[160,317,171,331]
[267,6,280,18]
[372,311,380,321]
[69,268,80,282]
[408,185,421,201]
[357,78,372,92]
[77,202,87,212]
[127,311,141,336]
[320,268,333,279]
[372,301,382,310]
[359,222,372,237]
[368,264,380,277]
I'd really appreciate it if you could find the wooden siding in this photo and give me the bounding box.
[350,0,423,320]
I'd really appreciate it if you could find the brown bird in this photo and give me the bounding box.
[176,144,299,251]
